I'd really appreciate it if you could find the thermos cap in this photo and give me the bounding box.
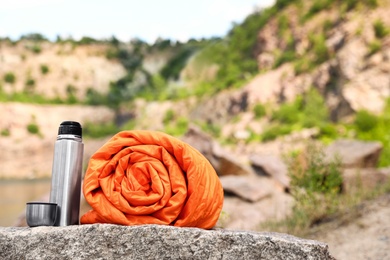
[58,121,82,137]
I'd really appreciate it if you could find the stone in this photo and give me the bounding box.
[249,154,290,190]
[342,167,390,193]
[221,192,294,231]
[219,175,273,202]
[325,139,383,168]
[0,224,334,260]
[182,126,251,176]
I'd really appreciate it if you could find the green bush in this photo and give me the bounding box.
[290,144,343,194]
[40,64,49,74]
[302,88,329,128]
[163,109,175,124]
[25,78,35,86]
[271,100,302,124]
[373,19,389,39]
[27,123,40,135]
[261,124,293,142]
[318,123,338,139]
[83,122,119,138]
[165,117,189,137]
[29,44,41,54]
[310,33,330,65]
[368,40,382,55]
[354,110,378,132]
[1,128,10,136]
[4,72,16,84]
[303,0,335,21]
[274,50,296,68]
[253,104,266,119]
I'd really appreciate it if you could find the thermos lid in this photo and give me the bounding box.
[58,121,82,137]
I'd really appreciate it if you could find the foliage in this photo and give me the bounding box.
[1,128,10,136]
[352,99,390,167]
[196,6,277,91]
[302,88,329,127]
[163,109,175,124]
[4,72,16,84]
[253,104,267,119]
[85,88,109,106]
[309,33,330,65]
[27,123,40,135]
[0,89,67,104]
[354,110,378,132]
[164,117,189,137]
[367,40,382,55]
[373,19,389,39]
[78,36,98,45]
[40,64,49,74]
[289,143,343,194]
[160,46,198,80]
[303,0,336,22]
[261,124,293,141]
[272,98,302,124]
[262,90,330,142]
[24,78,35,94]
[66,84,78,104]
[20,33,47,42]
[282,143,343,232]
[26,44,42,54]
[83,121,120,138]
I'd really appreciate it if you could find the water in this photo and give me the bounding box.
[0,179,51,227]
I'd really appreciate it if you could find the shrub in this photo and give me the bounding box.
[302,88,329,128]
[253,104,266,119]
[368,40,382,55]
[4,72,16,84]
[40,64,49,74]
[289,143,343,194]
[1,128,10,136]
[283,143,343,231]
[303,0,335,21]
[354,110,378,132]
[274,51,296,68]
[27,123,40,135]
[163,109,175,124]
[271,100,302,124]
[83,121,119,138]
[311,33,330,65]
[30,44,41,54]
[261,124,293,142]
[165,117,189,137]
[25,78,35,86]
[373,19,389,39]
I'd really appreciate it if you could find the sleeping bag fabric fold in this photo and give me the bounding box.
[80,130,223,229]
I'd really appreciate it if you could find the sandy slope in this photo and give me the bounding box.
[312,193,390,260]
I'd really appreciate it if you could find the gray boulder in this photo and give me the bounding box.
[325,139,383,168]
[0,224,334,260]
[342,167,390,193]
[250,154,290,190]
[182,125,251,176]
[219,175,273,202]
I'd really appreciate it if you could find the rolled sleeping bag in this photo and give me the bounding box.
[81,130,223,229]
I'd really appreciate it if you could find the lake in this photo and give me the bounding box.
[0,179,51,227]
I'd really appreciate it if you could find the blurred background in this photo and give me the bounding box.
[1,0,390,259]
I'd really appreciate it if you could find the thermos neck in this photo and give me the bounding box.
[57,134,82,142]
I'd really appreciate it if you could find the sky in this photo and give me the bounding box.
[0,0,275,43]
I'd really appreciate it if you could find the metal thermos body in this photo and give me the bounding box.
[49,121,84,226]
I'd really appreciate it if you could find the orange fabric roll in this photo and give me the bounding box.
[80,130,223,229]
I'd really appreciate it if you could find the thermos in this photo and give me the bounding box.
[49,121,84,226]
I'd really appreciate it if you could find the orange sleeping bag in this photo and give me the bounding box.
[80,130,223,229]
